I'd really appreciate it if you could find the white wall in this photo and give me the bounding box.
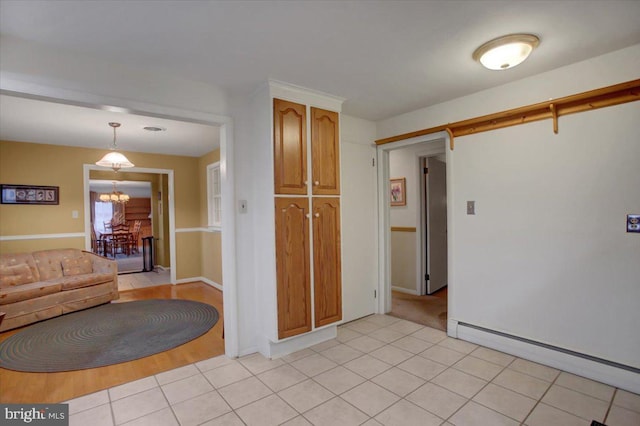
[376,44,640,373]
[452,103,640,368]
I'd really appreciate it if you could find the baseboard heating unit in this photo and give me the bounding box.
[450,320,640,394]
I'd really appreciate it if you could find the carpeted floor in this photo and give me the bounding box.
[0,299,219,372]
[390,287,447,331]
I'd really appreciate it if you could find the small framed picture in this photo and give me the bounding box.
[1,184,59,205]
[390,178,406,206]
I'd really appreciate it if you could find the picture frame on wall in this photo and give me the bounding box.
[1,184,59,205]
[390,178,406,206]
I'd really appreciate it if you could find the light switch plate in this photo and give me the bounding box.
[467,201,475,215]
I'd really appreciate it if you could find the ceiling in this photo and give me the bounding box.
[0,96,220,157]
[90,180,152,198]
[1,1,639,154]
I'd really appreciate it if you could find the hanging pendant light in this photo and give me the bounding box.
[99,181,130,204]
[95,122,134,172]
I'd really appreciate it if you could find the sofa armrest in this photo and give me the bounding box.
[83,251,117,276]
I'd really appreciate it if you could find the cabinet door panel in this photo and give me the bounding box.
[274,99,307,194]
[276,197,312,339]
[312,198,342,327]
[311,108,340,195]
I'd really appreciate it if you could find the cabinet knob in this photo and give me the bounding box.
[304,180,308,185]
[313,181,320,186]
[314,213,320,218]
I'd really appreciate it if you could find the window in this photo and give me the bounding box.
[207,162,221,228]
[94,201,113,233]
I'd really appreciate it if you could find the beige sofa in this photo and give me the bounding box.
[0,248,119,332]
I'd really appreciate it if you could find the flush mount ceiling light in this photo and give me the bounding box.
[95,122,134,172]
[143,126,166,132]
[473,34,540,70]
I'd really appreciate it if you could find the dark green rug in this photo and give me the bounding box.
[0,299,219,372]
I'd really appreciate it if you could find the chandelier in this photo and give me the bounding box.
[95,122,134,172]
[99,182,130,204]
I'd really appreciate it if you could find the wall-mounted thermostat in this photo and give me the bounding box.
[627,214,640,233]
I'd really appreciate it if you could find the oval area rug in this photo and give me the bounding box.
[0,299,219,372]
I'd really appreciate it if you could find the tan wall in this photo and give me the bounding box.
[0,140,202,277]
[0,237,85,254]
[390,229,417,292]
[202,231,223,284]
[197,149,223,285]
[175,232,202,280]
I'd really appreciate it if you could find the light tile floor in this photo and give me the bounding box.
[66,315,640,426]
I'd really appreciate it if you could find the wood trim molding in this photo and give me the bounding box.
[0,232,85,241]
[376,79,640,146]
[391,226,417,232]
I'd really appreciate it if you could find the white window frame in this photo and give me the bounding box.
[207,162,222,229]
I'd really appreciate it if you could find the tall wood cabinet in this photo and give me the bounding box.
[274,97,342,339]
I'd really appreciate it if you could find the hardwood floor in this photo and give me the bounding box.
[0,282,224,404]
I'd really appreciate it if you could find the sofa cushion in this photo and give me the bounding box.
[0,263,35,288]
[0,253,41,282]
[61,257,93,276]
[58,273,114,290]
[33,249,84,280]
[0,281,62,305]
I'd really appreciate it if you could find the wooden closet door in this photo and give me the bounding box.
[312,197,342,327]
[275,197,312,338]
[311,108,340,195]
[274,98,307,194]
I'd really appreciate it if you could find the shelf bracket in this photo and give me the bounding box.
[446,127,455,151]
[550,103,558,134]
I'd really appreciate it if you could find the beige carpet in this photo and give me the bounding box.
[390,287,447,331]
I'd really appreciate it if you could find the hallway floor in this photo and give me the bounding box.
[65,314,639,426]
[390,287,448,331]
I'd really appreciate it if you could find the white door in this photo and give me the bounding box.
[426,157,447,294]
[341,141,377,322]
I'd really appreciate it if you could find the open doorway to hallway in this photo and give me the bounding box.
[385,139,448,330]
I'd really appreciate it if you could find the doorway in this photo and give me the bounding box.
[84,165,176,283]
[89,179,153,274]
[378,133,452,332]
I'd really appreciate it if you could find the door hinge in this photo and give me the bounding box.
[423,167,429,174]
[372,158,376,167]
[374,289,377,298]
[425,273,430,281]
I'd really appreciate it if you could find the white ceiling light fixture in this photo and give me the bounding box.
[95,122,134,172]
[473,34,540,70]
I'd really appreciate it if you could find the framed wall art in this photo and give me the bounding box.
[1,184,59,205]
[390,178,406,206]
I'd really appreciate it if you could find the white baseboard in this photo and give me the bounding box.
[391,286,419,295]
[447,318,459,338]
[456,322,640,394]
[266,326,337,359]
[174,276,223,291]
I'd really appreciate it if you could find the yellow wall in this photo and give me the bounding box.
[0,140,211,279]
[195,149,223,285]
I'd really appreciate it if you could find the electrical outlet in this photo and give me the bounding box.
[467,201,475,215]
